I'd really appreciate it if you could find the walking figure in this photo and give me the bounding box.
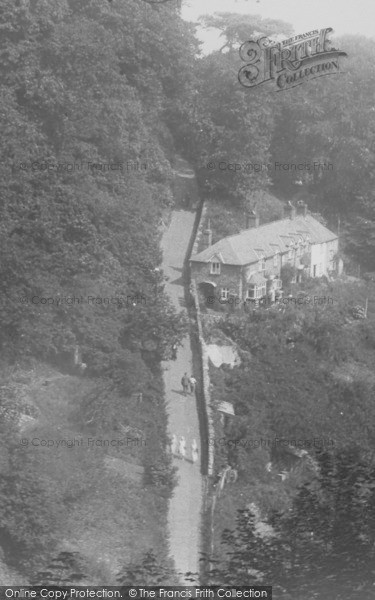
[191,439,199,464]
[181,373,189,396]
[178,436,186,459]
[170,434,178,456]
[189,376,197,395]
[171,342,177,360]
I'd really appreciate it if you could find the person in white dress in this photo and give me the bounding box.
[189,376,197,395]
[191,438,199,463]
[178,436,186,459]
[170,434,178,456]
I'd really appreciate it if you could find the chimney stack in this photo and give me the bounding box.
[246,209,259,229]
[203,228,212,248]
[203,219,212,248]
[284,201,296,220]
[296,200,308,217]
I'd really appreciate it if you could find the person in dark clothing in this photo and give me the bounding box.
[181,372,189,396]
[171,343,177,360]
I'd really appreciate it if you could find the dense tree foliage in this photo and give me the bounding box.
[215,279,375,453]
[0,436,65,568]
[30,552,86,586]
[269,36,375,268]
[172,14,292,205]
[180,16,375,268]
[212,448,375,599]
[0,0,195,372]
[0,0,195,580]
[117,550,178,586]
[207,275,375,595]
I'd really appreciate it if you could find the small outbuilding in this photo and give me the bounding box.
[217,400,235,426]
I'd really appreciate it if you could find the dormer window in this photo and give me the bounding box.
[258,256,266,271]
[210,261,221,275]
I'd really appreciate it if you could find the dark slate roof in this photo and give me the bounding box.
[190,214,337,266]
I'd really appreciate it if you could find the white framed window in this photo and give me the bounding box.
[246,286,255,300]
[210,262,221,275]
[275,278,282,289]
[247,284,266,299]
[220,287,229,300]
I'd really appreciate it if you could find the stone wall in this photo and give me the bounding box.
[188,204,214,477]
[189,279,214,476]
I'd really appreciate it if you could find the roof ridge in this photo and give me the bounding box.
[224,214,310,241]
[191,212,337,265]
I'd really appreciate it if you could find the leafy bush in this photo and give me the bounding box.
[280,264,297,290]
